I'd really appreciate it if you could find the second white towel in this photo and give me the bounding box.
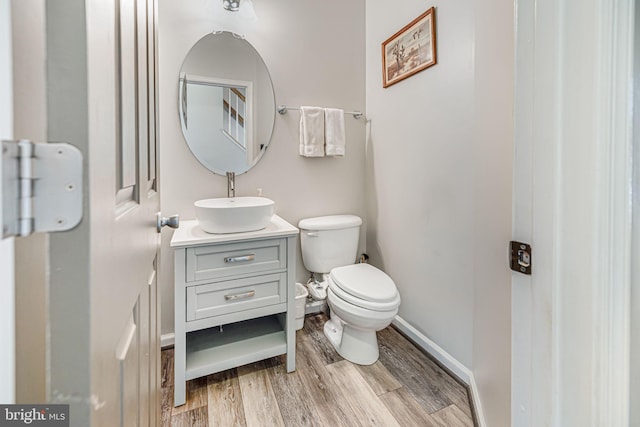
[299,106,325,157]
[324,108,346,156]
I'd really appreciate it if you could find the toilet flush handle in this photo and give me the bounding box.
[306,231,319,237]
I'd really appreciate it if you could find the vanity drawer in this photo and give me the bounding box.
[186,239,286,282]
[186,272,287,321]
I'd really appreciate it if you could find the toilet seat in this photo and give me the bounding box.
[329,282,401,312]
[329,264,401,312]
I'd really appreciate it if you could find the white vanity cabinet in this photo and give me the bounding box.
[171,215,298,406]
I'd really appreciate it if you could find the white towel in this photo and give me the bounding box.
[324,108,346,156]
[299,106,325,157]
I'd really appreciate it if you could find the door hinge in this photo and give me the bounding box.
[2,140,83,238]
[510,241,532,275]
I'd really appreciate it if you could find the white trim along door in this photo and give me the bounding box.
[0,0,15,405]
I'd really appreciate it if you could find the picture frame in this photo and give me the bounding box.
[381,7,437,88]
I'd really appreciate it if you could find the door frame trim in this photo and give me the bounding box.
[591,0,634,424]
[512,0,634,424]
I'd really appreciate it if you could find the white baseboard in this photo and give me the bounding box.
[467,374,486,427]
[392,316,486,427]
[161,333,175,349]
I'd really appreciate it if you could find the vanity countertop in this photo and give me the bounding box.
[171,214,299,248]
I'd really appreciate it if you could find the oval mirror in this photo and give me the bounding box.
[178,32,275,175]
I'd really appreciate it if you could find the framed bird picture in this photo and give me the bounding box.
[381,7,437,88]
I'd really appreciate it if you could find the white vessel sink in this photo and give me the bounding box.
[194,197,275,234]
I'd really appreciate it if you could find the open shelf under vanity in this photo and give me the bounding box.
[185,314,287,380]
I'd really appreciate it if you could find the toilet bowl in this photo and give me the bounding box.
[323,263,400,365]
[298,215,401,365]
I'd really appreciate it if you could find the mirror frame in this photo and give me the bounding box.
[178,31,275,175]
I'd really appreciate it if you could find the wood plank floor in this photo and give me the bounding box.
[161,313,476,427]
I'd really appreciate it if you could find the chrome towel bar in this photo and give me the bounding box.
[277,105,363,120]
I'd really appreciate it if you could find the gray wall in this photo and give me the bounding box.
[471,1,513,424]
[365,1,513,425]
[366,0,476,369]
[158,0,367,337]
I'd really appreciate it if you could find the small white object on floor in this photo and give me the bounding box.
[306,278,328,300]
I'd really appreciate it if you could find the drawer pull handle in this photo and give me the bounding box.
[224,254,256,263]
[224,290,256,301]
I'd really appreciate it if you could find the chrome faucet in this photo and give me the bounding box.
[226,172,235,198]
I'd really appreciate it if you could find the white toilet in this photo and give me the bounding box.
[298,215,401,365]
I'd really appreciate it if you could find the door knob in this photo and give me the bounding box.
[156,213,180,233]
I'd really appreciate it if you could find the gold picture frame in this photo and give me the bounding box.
[382,7,437,88]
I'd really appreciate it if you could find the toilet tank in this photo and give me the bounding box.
[298,215,362,274]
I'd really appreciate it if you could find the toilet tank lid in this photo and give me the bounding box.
[298,215,362,231]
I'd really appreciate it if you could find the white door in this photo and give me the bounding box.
[0,0,15,405]
[512,0,634,425]
[44,1,160,426]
